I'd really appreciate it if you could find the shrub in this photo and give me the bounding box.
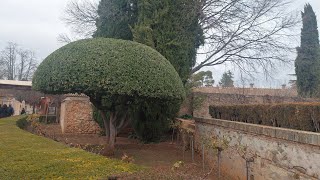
[16,116,28,129]
[131,98,180,142]
[32,38,185,147]
[209,103,320,132]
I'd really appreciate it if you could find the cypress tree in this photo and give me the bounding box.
[94,0,204,83]
[94,0,138,40]
[132,0,204,83]
[295,4,320,97]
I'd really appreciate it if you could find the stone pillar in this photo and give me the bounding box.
[60,94,101,134]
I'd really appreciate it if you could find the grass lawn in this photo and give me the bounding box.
[0,116,140,179]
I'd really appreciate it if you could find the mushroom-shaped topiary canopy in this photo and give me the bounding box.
[33,38,185,147]
[32,38,185,100]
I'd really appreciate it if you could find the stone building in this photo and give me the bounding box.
[0,80,34,115]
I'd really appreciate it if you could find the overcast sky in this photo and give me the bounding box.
[0,0,319,88]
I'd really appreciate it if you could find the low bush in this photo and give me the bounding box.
[209,103,320,132]
[16,116,28,129]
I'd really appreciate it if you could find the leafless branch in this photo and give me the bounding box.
[193,0,299,77]
[62,0,98,38]
[0,42,38,81]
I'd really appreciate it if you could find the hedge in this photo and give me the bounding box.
[209,103,320,132]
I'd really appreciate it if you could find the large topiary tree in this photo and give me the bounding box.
[295,4,320,97]
[33,38,185,151]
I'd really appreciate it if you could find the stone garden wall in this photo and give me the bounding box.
[195,117,320,180]
[60,95,101,134]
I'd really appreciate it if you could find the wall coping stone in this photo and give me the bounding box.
[194,117,320,146]
[63,96,90,102]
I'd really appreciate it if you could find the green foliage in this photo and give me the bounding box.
[94,0,138,40]
[0,116,141,179]
[219,70,234,87]
[93,0,201,141]
[295,4,320,97]
[188,71,214,87]
[94,0,204,82]
[192,94,207,110]
[132,0,204,83]
[130,98,181,142]
[179,114,193,119]
[33,38,185,143]
[209,103,320,132]
[92,105,107,130]
[32,38,185,101]
[16,116,28,129]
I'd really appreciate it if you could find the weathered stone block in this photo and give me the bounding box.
[60,94,101,134]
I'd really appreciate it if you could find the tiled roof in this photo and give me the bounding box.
[0,80,32,87]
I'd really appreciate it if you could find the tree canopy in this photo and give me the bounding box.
[189,71,214,87]
[132,0,204,82]
[295,4,320,97]
[94,0,138,40]
[33,38,185,149]
[219,71,234,87]
[33,38,184,99]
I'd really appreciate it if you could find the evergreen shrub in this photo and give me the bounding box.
[33,38,185,142]
[209,103,320,132]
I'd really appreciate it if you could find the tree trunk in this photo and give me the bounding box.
[99,110,110,142]
[109,115,116,150]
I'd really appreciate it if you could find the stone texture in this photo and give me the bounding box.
[60,95,101,134]
[195,118,320,180]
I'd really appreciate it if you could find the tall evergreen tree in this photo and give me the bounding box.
[295,4,320,97]
[94,0,138,40]
[94,0,203,83]
[219,71,234,87]
[132,0,204,83]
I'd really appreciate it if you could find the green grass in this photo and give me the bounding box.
[0,116,140,179]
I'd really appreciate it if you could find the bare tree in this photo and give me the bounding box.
[17,50,38,81]
[0,42,38,81]
[192,0,299,76]
[1,42,18,80]
[62,0,98,38]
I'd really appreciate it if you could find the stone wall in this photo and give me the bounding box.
[60,95,101,134]
[195,117,320,180]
